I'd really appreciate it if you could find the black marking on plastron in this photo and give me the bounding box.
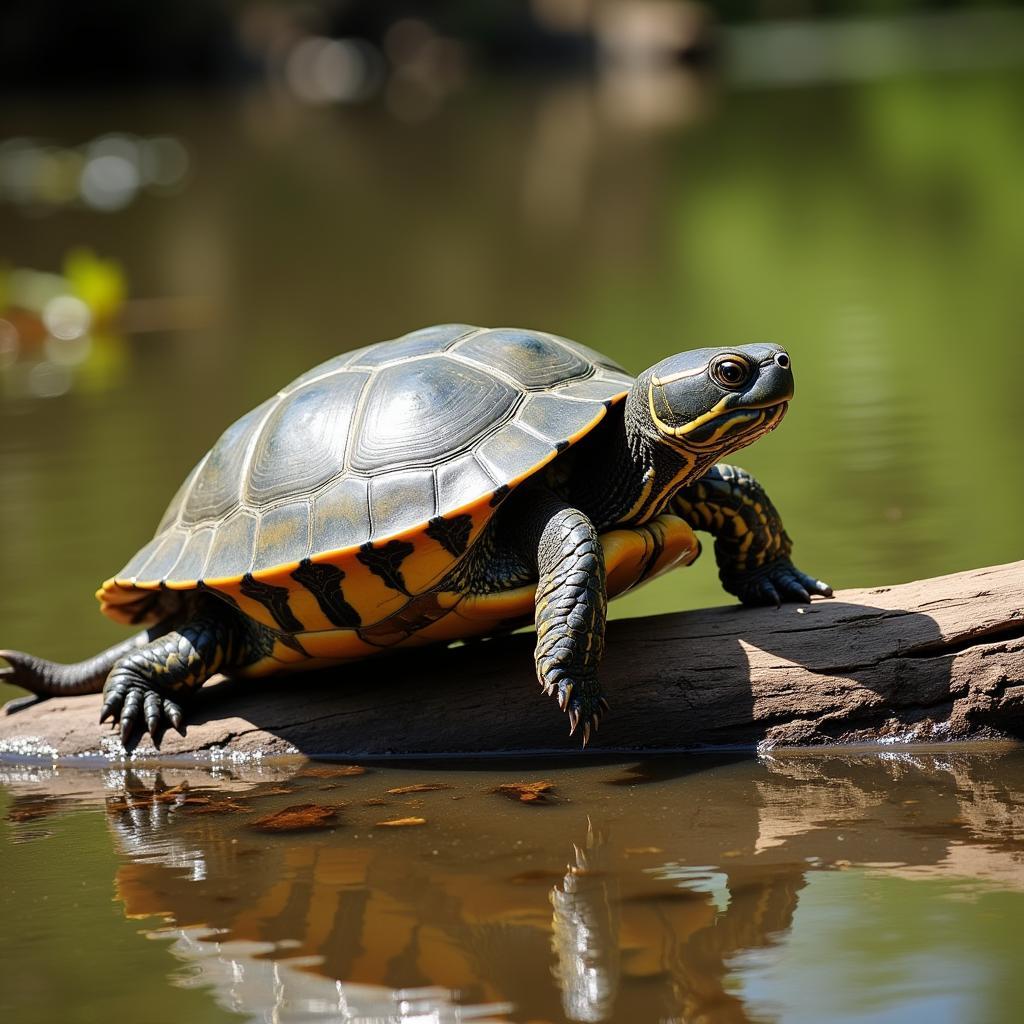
[356,540,415,596]
[425,514,473,558]
[239,573,305,632]
[489,484,510,507]
[291,558,362,628]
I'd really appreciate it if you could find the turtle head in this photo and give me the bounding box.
[635,343,794,459]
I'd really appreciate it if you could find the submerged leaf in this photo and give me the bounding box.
[492,781,556,804]
[300,764,368,778]
[250,803,340,832]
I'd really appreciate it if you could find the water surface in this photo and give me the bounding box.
[2,749,1024,1023]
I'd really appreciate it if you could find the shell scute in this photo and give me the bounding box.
[476,421,556,482]
[311,476,371,555]
[453,328,592,389]
[167,527,215,583]
[205,512,258,580]
[252,501,311,574]
[349,355,520,473]
[434,453,498,513]
[182,398,274,526]
[246,371,367,506]
[347,323,477,367]
[517,392,606,446]
[369,469,437,540]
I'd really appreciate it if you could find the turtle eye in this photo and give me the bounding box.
[710,356,752,389]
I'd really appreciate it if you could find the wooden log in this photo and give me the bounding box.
[1,561,1022,762]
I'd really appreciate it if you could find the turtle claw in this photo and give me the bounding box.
[733,559,833,608]
[165,699,185,736]
[539,670,605,747]
[99,679,186,749]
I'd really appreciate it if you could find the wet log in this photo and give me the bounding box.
[1,561,1022,762]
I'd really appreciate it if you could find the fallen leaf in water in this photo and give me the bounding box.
[625,847,664,856]
[362,798,389,807]
[386,783,453,795]
[492,781,556,804]
[250,804,340,832]
[375,816,427,828]
[300,764,368,778]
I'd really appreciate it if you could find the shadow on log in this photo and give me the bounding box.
[1,561,1022,762]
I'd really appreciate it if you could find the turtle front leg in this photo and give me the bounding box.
[530,496,609,745]
[99,610,245,746]
[672,463,832,607]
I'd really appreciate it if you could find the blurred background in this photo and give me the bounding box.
[2,0,1023,694]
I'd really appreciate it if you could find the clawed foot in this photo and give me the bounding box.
[729,558,833,608]
[539,673,608,747]
[99,679,187,748]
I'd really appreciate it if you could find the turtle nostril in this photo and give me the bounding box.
[774,352,791,370]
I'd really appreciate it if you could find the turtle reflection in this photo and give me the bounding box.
[550,822,620,1022]
[4,751,1024,1023]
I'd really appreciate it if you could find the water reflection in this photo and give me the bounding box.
[3,750,1024,1022]
[550,824,619,1022]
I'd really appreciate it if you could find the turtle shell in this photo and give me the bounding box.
[100,325,632,636]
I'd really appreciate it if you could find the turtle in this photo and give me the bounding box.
[1,324,831,746]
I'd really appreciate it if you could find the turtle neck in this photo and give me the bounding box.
[569,391,699,531]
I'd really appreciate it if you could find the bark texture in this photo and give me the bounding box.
[1,561,1022,762]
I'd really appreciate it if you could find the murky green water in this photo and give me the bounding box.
[1,61,1023,1024]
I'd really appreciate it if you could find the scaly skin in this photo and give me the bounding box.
[97,606,270,745]
[673,464,832,606]
[530,497,609,745]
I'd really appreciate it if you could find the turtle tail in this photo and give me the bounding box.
[1,629,164,711]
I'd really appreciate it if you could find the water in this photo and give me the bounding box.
[1,57,1023,1024]
[3,749,1024,1023]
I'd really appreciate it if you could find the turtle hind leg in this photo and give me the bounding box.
[530,496,609,747]
[99,611,248,747]
[1,629,163,712]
